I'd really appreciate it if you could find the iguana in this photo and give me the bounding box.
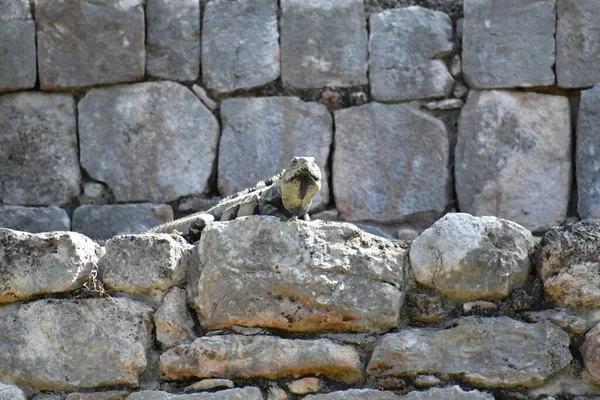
[147,156,322,242]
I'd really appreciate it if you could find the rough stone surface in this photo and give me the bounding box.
[425,99,464,110]
[0,382,26,400]
[462,0,556,88]
[72,204,174,241]
[576,85,600,220]
[556,0,600,88]
[402,386,494,399]
[409,213,534,301]
[184,379,235,392]
[79,82,219,203]
[303,390,400,399]
[288,377,320,395]
[456,90,571,232]
[537,222,600,308]
[195,217,407,333]
[203,0,279,93]
[0,0,36,92]
[334,103,450,224]
[367,316,572,389]
[281,0,368,89]
[582,324,600,386]
[369,6,454,102]
[160,335,363,383]
[191,85,218,111]
[0,206,70,233]
[0,298,153,390]
[155,287,196,349]
[126,388,263,399]
[35,0,145,90]
[0,229,99,304]
[0,92,80,206]
[79,183,112,206]
[218,97,332,211]
[268,385,288,400]
[522,309,587,335]
[66,392,129,400]
[146,0,200,81]
[100,234,192,306]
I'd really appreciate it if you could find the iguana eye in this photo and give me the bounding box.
[291,159,297,166]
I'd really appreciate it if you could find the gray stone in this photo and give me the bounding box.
[195,217,407,333]
[367,317,572,389]
[369,7,454,102]
[452,82,469,99]
[0,229,99,304]
[35,0,145,90]
[412,375,442,388]
[66,392,129,400]
[79,82,219,203]
[155,287,196,349]
[425,99,464,110]
[303,390,400,400]
[456,90,571,232]
[281,0,368,89]
[583,324,600,386]
[32,395,63,400]
[126,388,263,400]
[334,103,450,224]
[178,195,221,214]
[0,0,36,92]
[0,382,26,400]
[0,92,80,206]
[160,335,363,383]
[72,204,174,241]
[529,363,600,397]
[0,206,70,233]
[267,385,287,400]
[0,298,153,390]
[288,378,320,395]
[450,55,462,78]
[522,309,587,335]
[100,234,192,307]
[402,386,494,400]
[79,183,112,206]
[191,85,218,111]
[462,0,556,88]
[577,85,600,219]
[312,209,340,221]
[556,0,600,88]
[202,0,279,93]
[218,97,332,211]
[184,379,235,392]
[410,213,534,301]
[537,222,600,308]
[146,0,200,81]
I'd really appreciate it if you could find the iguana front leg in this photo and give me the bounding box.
[260,202,289,220]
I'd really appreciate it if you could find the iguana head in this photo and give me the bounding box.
[281,157,322,216]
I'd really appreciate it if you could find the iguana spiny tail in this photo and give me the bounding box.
[147,156,322,242]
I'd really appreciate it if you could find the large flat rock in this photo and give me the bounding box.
[556,0,600,88]
[79,82,219,203]
[0,298,153,390]
[0,206,70,233]
[218,97,332,211]
[160,335,363,383]
[456,90,571,232]
[0,0,36,92]
[369,6,453,102]
[281,0,368,89]
[576,85,600,219]
[0,229,99,303]
[35,0,145,90]
[194,217,407,333]
[126,388,263,399]
[367,317,572,389]
[0,92,80,206]
[333,103,450,224]
[146,0,200,81]
[462,0,556,88]
[202,0,279,93]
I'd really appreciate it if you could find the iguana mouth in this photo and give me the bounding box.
[291,166,320,182]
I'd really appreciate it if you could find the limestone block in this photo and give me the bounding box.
[462,0,556,88]
[281,0,368,89]
[576,85,600,219]
[410,213,534,301]
[556,0,600,88]
[303,390,400,399]
[0,0,36,92]
[159,335,363,383]
[0,382,26,400]
[218,97,332,211]
[202,0,279,93]
[0,298,153,390]
[0,229,99,304]
[66,392,129,400]
[78,82,219,203]
[583,324,600,386]
[154,287,196,349]
[194,217,407,333]
[72,204,173,241]
[0,206,70,233]
[126,388,263,400]
[333,103,450,224]
[456,90,571,232]
[369,6,454,102]
[35,0,145,90]
[367,317,572,389]
[146,0,200,81]
[537,222,600,308]
[402,387,494,400]
[0,92,80,206]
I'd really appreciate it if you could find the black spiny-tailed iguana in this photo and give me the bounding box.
[147,156,322,242]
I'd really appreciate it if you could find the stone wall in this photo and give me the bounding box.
[2,0,600,240]
[2,214,600,399]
